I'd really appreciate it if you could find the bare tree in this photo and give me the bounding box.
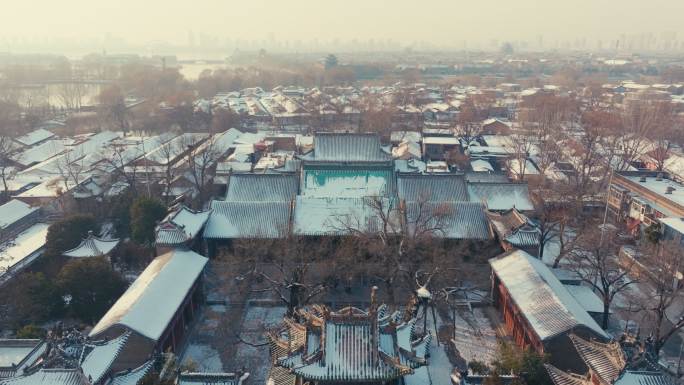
[330,194,453,300]
[55,147,86,193]
[563,109,616,207]
[617,101,663,172]
[646,102,678,172]
[104,143,138,195]
[157,137,186,204]
[568,225,636,329]
[98,85,129,132]
[635,239,684,356]
[186,133,223,206]
[507,133,534,180]
[0,135,16,202]
[457,98,482,145]
[231,235,331,316]
[57,82,85,111]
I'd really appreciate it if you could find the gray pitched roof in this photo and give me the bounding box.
[306,133,392,163]
[467,182,534,211]
[489,250,609,341]
[276,302,428,383]
[397,174,468,202]
[178,372,248,385]
[569,334,624,384]
[225,173,298,202]
[545,364,590,385]
[63,234,120,258]
[90,250,208,341]
[615,371,677,385]
[487,209,540,247]
[405,201,492,240]
[110,361,154,385]
[0,369,89,385]
[204,201,291,239]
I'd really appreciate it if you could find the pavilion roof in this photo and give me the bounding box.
[63,232,120,258]
[272,290,429,383]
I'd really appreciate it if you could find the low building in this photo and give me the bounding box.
[62,232,120,260]
[422,136,460,161]
[0,339,47,378]
[0,199,40,243]
[155,205,211,253]
[268,288,431,385]
[12,128,56,148]
[489,250,609,373]
[0,223,49,286]
[468,182,534,212]
[545,334,675,385]
[487,208,541,256]
[89,249,208,368]
[607,171,684,233]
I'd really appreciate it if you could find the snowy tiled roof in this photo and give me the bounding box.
[90,249,208,341]
[569,334,624,384]
[545,364,590,385]
[178,372,249,385]
[565,285,607,315]
[110,360,153,385]
[301,167,395,198]
[0,223,49,274]
[0,339,46,376]
[304,133,392,163]
[155,206,211,245]
[13,129,55,147]
[614,371,676,385]
[487,209,540,247]
[464,172,509,183]
[397,174,467,202]
[155,224,190,246]
[274,295,428,383]
[471,159,494,173]
[467,182,534,211]
[63,233,120,258]
[80,332,130,383]
[293,196,398,236]
[226,174,298,202]
[10,140,65,167]
[0,368,88,385]
[405,201,491,240]
[204,201,291,239]
[0,200,39,230]
[489,250,609,342]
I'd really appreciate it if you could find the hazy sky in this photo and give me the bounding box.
[1,0,682,48]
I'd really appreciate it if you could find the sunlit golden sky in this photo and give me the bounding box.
[1,0,682,50]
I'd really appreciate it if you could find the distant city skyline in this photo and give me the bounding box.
[0,0,683,55]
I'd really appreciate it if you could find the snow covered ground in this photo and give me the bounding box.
[234,305,287,384]
[395,309,459,385]
[451,308,499,366]
[181,343,223,372]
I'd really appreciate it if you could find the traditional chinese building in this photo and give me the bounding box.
[89,249,208,370]
[486,208,541,256]
[154,205,211,254]
[62,231,120,260]
[267,288,431,385]
[489,250,609,373]
[545,334,675,385]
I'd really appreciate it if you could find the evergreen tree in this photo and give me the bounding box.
[130,197,167,244]
[45,214,98,257]
[58,257,127,324]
